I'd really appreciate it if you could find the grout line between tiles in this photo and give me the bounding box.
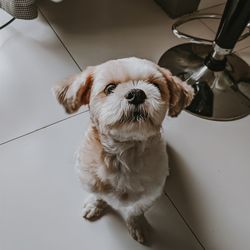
[199,19,216,34]
[38,7,83,72]
[0,110,89,146]
[233,44,250,53]
[196,3,224,36]
[198,3,225,12]
[164,191,206,249]
[0,8,90,146]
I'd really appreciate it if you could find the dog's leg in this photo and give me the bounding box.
[82,195,108,221]
[125,214,148,244]
[120,197,157,245]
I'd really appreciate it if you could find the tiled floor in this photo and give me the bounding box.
[0,1,249,250]
[0,9,82,144]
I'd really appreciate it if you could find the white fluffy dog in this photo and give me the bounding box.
[54,57,193,244]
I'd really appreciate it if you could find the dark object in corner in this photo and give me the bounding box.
[155,0,201,18]
[0,0,38,20]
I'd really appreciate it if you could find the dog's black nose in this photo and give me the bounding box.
[125,89,147,105]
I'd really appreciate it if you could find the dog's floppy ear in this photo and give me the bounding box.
[159,67,194,117]
[53,67,94,114]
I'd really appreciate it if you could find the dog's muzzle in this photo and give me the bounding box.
[125,89,147,105]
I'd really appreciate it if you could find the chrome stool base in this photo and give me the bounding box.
[159,43,250,121]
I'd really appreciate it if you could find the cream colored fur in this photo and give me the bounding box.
[54,57,194,244]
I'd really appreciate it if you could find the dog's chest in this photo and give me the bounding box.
[103,139,168,194]
[78,131,169,197]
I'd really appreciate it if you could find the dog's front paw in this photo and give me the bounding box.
[126,216,147,244]
[82,196,108,221]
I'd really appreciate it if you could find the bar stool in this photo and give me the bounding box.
[159,0,250,121]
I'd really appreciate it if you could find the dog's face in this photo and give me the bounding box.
[54,57,193,141]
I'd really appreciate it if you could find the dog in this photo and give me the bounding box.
[54,57,193,244]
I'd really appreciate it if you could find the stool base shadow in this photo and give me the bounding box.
[159,43,250,121]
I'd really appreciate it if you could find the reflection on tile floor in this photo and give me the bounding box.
[39,0,215,67]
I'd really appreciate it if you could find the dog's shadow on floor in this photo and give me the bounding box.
[84,207,154,247]
[161,144,205,248]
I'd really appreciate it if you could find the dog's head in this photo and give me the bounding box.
[54,57,193,141]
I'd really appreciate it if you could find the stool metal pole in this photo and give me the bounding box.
[215,0,250,50]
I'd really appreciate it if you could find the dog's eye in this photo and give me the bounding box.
[104,83,117,95]
[151,82,161,92]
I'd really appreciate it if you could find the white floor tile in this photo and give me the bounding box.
[236,46,250,65]
[0,9,13,23]
[0,113,203,250]
[0,12,82,144]
[39,0,214,67]
[163,112,250,250]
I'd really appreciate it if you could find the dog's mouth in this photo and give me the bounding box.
[119,107,148,123]
[132,110,148,122]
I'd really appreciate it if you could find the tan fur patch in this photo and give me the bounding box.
[92,176,112,193]
[92,126,120,173]
[55,75,76,105]
[148,74,169,102]
[103,153,121,173]
[54,73,93,114]
[80,74,93,105]
[158,67,194,117]
[87,127,118,193]
[167,77,193,117]
[119,192,129,201]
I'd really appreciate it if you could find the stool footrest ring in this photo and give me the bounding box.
[172,13,250,45]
